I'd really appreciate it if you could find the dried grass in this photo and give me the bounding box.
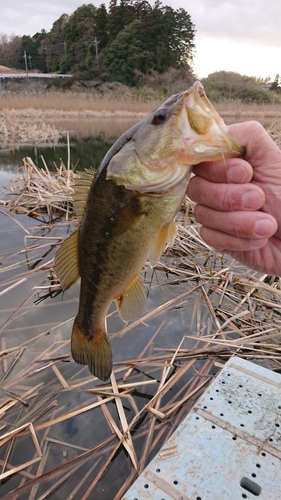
[1,153,76,220]
[0,91,161,115]
[1,142,281,498]
[0,109,62,148]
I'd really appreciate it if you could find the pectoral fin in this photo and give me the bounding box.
[148,221,177,267]
[115,275,146,322]
[55,230,80,290]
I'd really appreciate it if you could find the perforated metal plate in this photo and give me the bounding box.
[123,357,281,500]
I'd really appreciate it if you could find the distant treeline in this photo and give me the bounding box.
[202,71,281,104]
[0,1,196,86]
[1,1,281,103]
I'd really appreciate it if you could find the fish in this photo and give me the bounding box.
[55,81,244,381]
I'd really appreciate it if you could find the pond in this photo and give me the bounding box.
[1,117,281,499]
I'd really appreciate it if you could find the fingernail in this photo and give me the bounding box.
[227,165,247,183]
[242,190,260,209]
[254,218,275,237]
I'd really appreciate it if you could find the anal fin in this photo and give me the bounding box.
[115,275,146,322]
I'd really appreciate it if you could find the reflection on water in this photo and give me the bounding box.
[0,204,220,498]
[0,137,115,173]
[52,116,141,139]
[0,116,140,173]
[1,113,280,174]
[1,153,219,498]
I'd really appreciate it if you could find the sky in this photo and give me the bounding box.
[0,0,280,81]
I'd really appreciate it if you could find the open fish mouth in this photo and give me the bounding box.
[182,81,244,158]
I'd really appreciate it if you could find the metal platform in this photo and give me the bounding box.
[123,357,281,500]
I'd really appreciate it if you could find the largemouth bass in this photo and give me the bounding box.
[55,81,244,381]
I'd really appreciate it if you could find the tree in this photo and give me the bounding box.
[0,34,22,69]
[140,4,195,73]
[17,35,39,70]
[105,19,154,85]
[94,4,109,50]
[106,0,136,44]
[47,15,69,72]
[270,74,281,93]
[202,71,277,104]
[62,4,97,70]
[0,1,197,82]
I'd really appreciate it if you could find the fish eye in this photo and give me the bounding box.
[151,108,169,125]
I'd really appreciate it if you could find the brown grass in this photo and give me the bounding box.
[0,91,162,115]
[0,155,75,219]
[1,154,281,497]
[2,91,281,118]
[1,91,281,147]
[0,109,62,148]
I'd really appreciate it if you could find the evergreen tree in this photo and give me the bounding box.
[105,19,154,85]
[106,0,137,44]
[270,74,281,93]
[95,4,109,50]
[17,36,39,70]
[62,4,97,70]
[0,1,196,83]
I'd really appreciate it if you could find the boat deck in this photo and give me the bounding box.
[123,356,281,500]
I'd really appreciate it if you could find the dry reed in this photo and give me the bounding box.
[0,144,281,498]
[1,153,76,220]
[0,91,161,115]
[1,93,281,148]
[0,109,62,148]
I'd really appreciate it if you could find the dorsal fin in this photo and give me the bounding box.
[73,171,95,222]
[55,171,94,291]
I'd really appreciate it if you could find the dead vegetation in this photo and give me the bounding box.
[1,91,281,149]
[0,109,62,149]
[0,155,75,219]
[1,154,281,498]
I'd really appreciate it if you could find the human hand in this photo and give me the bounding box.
[187,121,281,275]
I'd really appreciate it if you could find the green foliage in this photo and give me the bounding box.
[270,74,281,94]
[0,2,276,105]
[104,20,154,85]
[17,36,39,70]
[202,71,277,104]
[0,1,195,86]
[95,4,109,50]
[104,2,195,84]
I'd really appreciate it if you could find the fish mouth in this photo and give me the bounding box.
[182,81,245,160]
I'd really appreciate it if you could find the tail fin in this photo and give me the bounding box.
[71,319,112,381]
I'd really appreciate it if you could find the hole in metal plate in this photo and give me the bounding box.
[240,477,262,496]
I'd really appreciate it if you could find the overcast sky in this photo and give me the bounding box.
[1,0,280,80]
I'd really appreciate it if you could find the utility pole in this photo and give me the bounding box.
[23,51,29,77]
[92,37,99,69]
[28,54,32,70]
[43,46,49,73]
[62,41,67,57]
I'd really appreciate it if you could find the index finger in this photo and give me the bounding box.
[192,157,253,184]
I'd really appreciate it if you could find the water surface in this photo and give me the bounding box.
[0,116,279,499]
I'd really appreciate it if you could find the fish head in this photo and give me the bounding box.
[106,81,244,194]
